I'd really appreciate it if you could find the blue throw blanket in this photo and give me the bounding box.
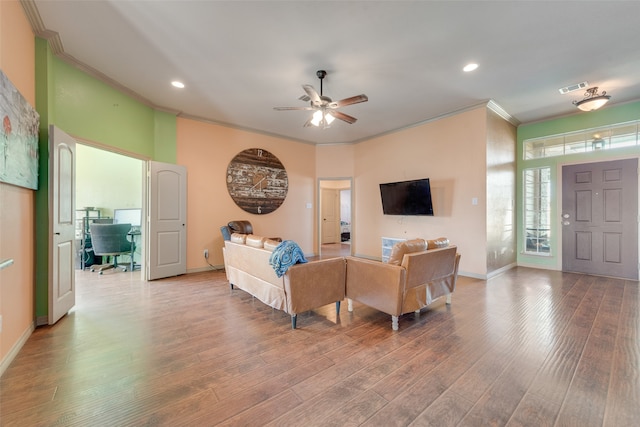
[269,240,307,278]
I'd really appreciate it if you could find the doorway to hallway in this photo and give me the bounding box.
[318,178,352,257]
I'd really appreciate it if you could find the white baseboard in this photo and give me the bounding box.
[186,265,225,274]
[0,321,35,378]
[487,262,517,279]
[516,261,559,271]
[457,270,488,280]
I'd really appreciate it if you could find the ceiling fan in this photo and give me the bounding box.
[274,70,368,128]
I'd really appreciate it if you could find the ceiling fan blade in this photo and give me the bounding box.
[273,106,315,111]
[328,110,358,124]
[302,84,322,106]
[328,94,368,109]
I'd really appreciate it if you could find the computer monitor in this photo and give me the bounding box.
[113,208,142,227]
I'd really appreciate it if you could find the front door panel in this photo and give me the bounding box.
[562,158,638,279]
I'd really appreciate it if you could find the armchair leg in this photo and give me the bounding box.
[347,298,353,312]
[291,314,297,329]
[446,293,452,305]
[335,301,341,315]
[392,316,399,331]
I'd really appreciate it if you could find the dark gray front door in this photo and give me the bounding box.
[562,158,638,280]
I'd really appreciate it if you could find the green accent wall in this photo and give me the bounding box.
[51,58,156,157]
[516,100,640,270]
[34,38,177,320]
[154,110,177,163]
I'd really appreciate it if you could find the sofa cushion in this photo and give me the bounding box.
[246,234,266,248]
[387,238,427,265]
[263,239,281,252]
[230,233,247,244]
[427,237,449,249]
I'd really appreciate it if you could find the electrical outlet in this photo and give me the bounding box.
[203,249,209,259]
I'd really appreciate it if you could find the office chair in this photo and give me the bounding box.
[89,223,135,274]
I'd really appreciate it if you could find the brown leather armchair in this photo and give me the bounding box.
[345,241,460,330]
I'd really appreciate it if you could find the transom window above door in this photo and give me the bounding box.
[524,120,640,160]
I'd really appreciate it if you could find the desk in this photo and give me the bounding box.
[128,230,141,271]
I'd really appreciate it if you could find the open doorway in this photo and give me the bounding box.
[75,143,145,277]
[318,178,352,258]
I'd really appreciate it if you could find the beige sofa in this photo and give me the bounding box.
[223,233,346,329]
[345,238,461,330]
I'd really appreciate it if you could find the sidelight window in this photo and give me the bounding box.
[524,167,551,255]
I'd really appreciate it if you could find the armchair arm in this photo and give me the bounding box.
[283,257,346,315]
[345,256,406,316]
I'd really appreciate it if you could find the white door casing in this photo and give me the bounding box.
[49,126,76,324]
[147,161,187,280]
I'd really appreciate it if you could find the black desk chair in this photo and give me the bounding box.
[89,223,135,274]
[221,220,253,241]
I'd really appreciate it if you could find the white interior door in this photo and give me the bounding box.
[48,126,76,324]
[321,188,340,244]
[147,161,187,280]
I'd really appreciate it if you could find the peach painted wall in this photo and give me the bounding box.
[0,1,36,368]
[177,118,317,269]
[316,143,356,177]
[348,107,488,275]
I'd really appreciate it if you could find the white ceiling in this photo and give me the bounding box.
[27,0,640,145]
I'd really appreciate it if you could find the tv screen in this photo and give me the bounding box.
[379,178,434,216]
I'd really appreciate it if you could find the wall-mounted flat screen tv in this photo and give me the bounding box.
[379,178,434,216]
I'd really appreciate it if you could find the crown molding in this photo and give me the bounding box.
[20,0,179,116]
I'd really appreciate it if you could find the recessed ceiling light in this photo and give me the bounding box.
[463,63,478,72]
[171,81,185,89]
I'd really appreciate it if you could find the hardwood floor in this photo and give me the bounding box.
[319,242,352,258]
[1,267,638,426]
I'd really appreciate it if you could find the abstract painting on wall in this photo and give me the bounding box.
[0,69,39,190]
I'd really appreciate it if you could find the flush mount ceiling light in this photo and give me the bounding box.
[573,87,611,111]
[171,81,185,88]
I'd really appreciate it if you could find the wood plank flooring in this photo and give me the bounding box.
[1,267,638,426]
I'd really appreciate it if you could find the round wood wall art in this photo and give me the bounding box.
[226,148,288,214]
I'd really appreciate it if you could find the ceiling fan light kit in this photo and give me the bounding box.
[274,69,368,128]
[573,87,611,112]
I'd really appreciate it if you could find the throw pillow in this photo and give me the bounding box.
[427,237,449,249]
[263,239,281,252]
[387,238,427,265]
[245,235,266,248]
[230,233,247,244]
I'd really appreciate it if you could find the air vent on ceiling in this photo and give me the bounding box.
[559,81,588,95]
